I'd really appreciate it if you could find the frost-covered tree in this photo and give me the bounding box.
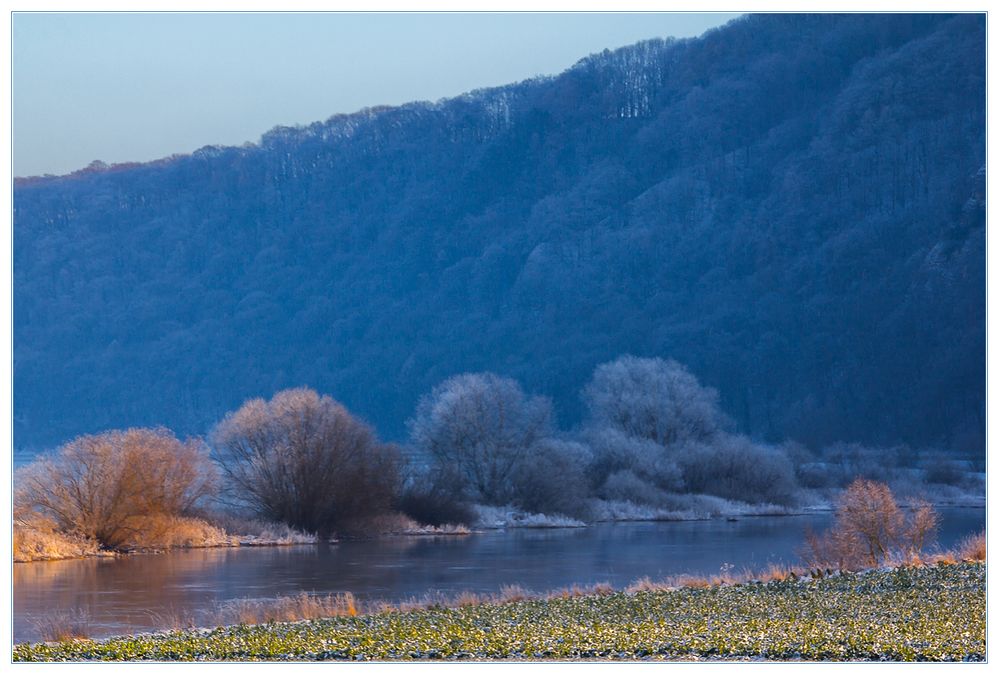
[583,356,798,506]
[583,356,728,446]
[211,387,400,536]
[408,373,553,504]
[585,426,684,501]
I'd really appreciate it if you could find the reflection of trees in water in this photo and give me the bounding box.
[14,548,239,638]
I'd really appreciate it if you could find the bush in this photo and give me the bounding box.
[675,435,798,506]
[585,427,684,494]
[580,357,797,506]
[801,478,940,570]
[599,469,672,506]
[408,373,553,504]
[14,428,216,550]
[956,530,986,561]
[211,387,401,536]
[508,439,593,518]
[397,465,475,527]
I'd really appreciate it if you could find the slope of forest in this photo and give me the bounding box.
[13,13,985,456]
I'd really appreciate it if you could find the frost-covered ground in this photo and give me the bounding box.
[467,480,985,530]
[15,563,985,661]
[472,497,802,530]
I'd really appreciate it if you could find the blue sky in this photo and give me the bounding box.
[12,12,739,177]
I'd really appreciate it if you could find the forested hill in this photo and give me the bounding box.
[13,13,985,457]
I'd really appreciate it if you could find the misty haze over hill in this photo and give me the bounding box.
[13,13,984,460]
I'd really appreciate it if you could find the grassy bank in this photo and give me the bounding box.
[14,562,984,662]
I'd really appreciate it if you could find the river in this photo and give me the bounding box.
[12,508,985,643]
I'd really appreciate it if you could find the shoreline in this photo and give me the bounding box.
[14,561,986,661]
[13,495,985,564]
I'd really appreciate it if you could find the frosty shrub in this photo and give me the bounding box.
[508,438,593,518]
[583,356,728,446]
[15,428,216,550]
[675,435,798,506]
[600,469,671,506]
[802,478,940,570]
[581,356,796,505]
[586,427,684,497]
[408,373,554,504]
[211,387,400,536]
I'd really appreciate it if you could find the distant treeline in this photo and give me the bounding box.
[13,13,984,456]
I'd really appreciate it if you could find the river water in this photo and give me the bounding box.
[12,508,984,643]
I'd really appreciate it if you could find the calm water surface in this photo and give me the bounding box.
[13,508,984,643]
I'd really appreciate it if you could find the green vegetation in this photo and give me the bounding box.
[14,562,985,662]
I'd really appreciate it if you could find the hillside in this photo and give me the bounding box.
[13,13,985,456]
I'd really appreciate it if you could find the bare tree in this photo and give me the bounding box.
[903,498,940,557]
[211,387,400,536]
[408,373,553,504]
[801,478,940,570]
[583,356,728,446]
[835,478,905,566]
[15,428,216,549]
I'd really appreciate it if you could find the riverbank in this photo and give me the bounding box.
[12,514,473,563]
[14,486,984,563]
[14,562,985,661]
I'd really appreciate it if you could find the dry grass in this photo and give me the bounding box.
[215,592,358,626]
[756,563,797,582]
[624,577,670,593]
[123,514,235,550]
[453,591,484,607]
[624,564,806,594]
[145,608,201,632]
[205,514,316,544]
[865,530,983,569]
[496,584,530,603]
[216,581,619,626]
[955,530,985,561]
[30,609,92,642]
[13,517,101,562]
[546,582,614,598]
[675,575,713,589]
[13,511,318,562]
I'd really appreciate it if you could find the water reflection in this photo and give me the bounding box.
[13,508,984,643]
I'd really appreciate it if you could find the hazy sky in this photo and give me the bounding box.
[12,12,740,177]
